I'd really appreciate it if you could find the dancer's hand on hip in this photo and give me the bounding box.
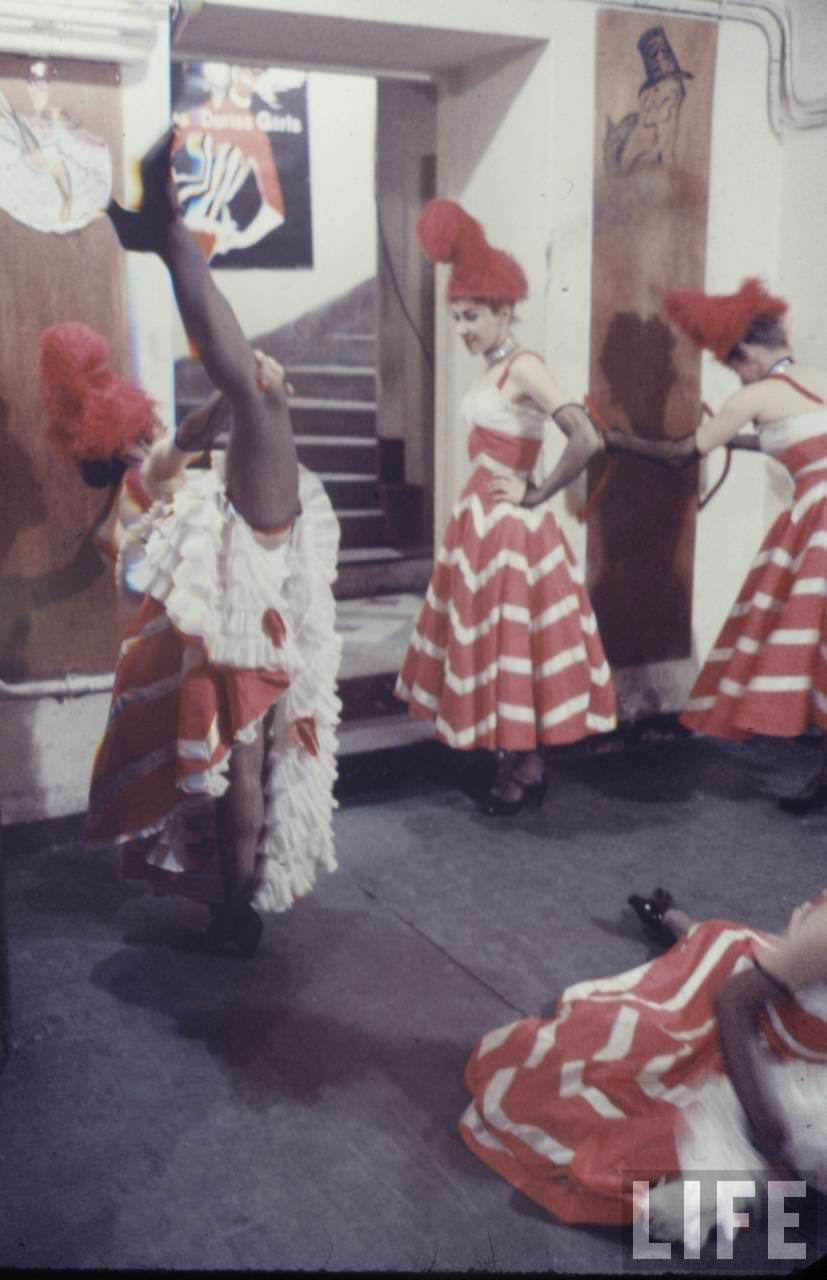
[488,474,527,505]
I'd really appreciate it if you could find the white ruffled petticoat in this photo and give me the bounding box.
[648,1035,827,1247]
[124,458,342,913]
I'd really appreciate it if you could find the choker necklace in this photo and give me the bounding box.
[484,335,516,367]
[768,355,795,374]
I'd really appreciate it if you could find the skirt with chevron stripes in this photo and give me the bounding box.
[460,906,827,1226]
[395,460,617,751]
[682,460,827,739]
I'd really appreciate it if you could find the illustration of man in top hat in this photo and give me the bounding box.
[604,26,694,174]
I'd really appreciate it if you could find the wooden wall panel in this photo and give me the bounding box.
[0,56,127,680]
[586,14,718,667]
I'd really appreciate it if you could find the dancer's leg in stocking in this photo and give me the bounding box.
[216,727,265,913]
[108,128,299,530]
[161,219,299,531]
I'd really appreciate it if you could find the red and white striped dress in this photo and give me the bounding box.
[682,389,827,738]
[86,460,341,913]
[396,354,617,751]
[460,897,827,1228]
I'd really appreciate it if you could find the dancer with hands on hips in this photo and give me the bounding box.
[396,199,616,816]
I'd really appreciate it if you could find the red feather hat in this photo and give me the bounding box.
[417,198,528,303]
[664,278,787,363]
[39,323,157,462]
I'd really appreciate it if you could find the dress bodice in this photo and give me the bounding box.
[757,409,827,481]
[461,381,548,476]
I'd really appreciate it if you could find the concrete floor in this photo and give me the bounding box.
[2,729,827,1273]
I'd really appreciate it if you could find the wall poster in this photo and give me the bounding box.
[172,62,313,269]
[586,14,718,668]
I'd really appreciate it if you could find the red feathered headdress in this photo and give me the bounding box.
[417,198,528,303]
[664,278,788,363]
[39,322,157,462]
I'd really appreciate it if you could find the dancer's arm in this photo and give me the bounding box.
[716,905,827,1176]
[520,403,606,508]
[725,434,761,452]
[605,400,762,465]
[605,428,697,465]
[694,384,769,454]
[714,967,796,1176]
[488,358,605,507]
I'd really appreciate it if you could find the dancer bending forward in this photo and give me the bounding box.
[462,885,827,1246]
[396,200,616,816]
[615,279,827,813]
[38,319,277,629]
[81,128,341,955]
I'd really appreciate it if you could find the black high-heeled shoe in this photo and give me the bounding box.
[777,777,827,815]
[480,777,547,817]
[627,888,676,948]
[106,125,180,253]
[203,901,263,958]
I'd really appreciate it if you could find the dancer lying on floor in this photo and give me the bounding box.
[460,885,827,1247]
[74,127,340,956]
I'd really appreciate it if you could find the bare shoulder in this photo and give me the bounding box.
[755,365,827,421]
[785,364,827,402]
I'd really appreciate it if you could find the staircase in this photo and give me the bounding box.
[174,278,433,595]
[174,282,435,756]
[175,356,397,559]
[281,361,399,564]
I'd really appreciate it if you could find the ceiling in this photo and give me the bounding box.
[172,3,547,78]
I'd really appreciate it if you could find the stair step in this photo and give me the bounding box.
[337,713,432,757]
[334,550,432,599]
[296,438,376,473]
[287,365,376,401]
[291,402,376,437]
[339,671,400,722]
[339,510,391,551]
[321,476,379,507]
[337,547,404,564]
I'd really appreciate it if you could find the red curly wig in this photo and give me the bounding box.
[664,278,788,363]
[417,198,528,303]
[39,322,157,462]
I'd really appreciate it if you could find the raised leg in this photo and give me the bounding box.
[106,128,299,531]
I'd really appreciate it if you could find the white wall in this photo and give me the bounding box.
[0,691,112,825]
[171,71,377,356]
